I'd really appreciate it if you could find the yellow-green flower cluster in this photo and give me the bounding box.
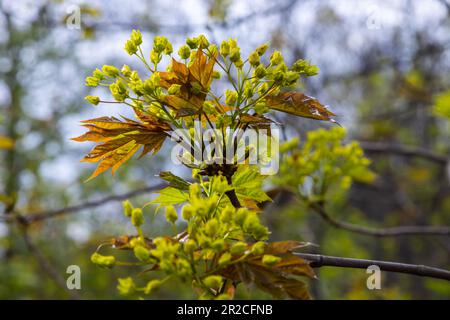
[275,127,376,197]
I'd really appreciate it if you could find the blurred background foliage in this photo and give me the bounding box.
[0,0,449,299]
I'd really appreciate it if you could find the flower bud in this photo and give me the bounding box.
[150,50,162,65]
[102,65,120,77]
[211,239,225,252]
[230,241,247,255]
[256,43,269,56]
[184,239,197,253]
[262,254,281,266]
[229,48,241,63]
[131,29,142,46]
[186,37,198,49]
[197,34,209,49]
[125,40,138,55]
[251,241,266,255]
[85,95,100,105]
[225,90,238,106]
[164,42,173,55]
[270,50,283,65]
[212,70,221,79]
[92,68,104,80]
[255,65,267,79]
[248,51,260,67]
[117,277,135,295]
[91,252,116,268]
[203,275,222,290]
[168,84,182,95]
[218,252,231,265]
[178,45,191,59]
[182,205,193,220]
[165,205,178,224]
[153,36,169,53]
[205,219,219,237]
[85,76,99,87]
[220,40,230,57]
[122,200,133,217]
[121,64,132,77]
[133,245,150,261]
[131,208,144,227]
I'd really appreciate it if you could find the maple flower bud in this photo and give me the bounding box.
[243,82,254,99]
[144,279,162,294]
[228,38,238,49]
[234,59,244,69]
[211,239,225,252]
[131,29,142,46]
[254,101,269,114]
[229,48,241,63]
[102,65,120,77]
[190,81,202,94]
[218,252,231,265]
[91,252,116,268]
[248,51,260,67]
[122,200,134,218]
[85,76,99,87]
[150,50,162,65]
[212,70,221,79]
[165,206,178,224]
[220,40,230,57]
[197,34,209,49]
[184,239,197,254]
[230,242,247,255]
[92,68,104,80]
[121,64,132,77]
[225,90,238,106]
[117,277,135,295]
[153,36,169,53]
[134,245,150,262]
[131,208,144,227]
[203,275,222,290]
[285,71,300,84]
[262,254,281,266]
[168,84,182,95]
[186,37,198,49]
[256,43,269,56]
[164,42,173,55]
[125,39,138,55]
[208,44,218,57]
[220,206,234,223]
[251,241,266,255]
[205,219,219,237]
[182,205,193,220]
[270,50,283,65]
[85,95,100,105]
[178,45,191,59]
[255,65,267,79]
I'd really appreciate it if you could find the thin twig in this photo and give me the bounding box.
[309,202,450,237]
[1,183,166,224]
[296,253,450,281]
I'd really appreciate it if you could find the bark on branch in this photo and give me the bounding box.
[296,253,450,281]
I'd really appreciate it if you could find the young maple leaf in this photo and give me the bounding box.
[72,112,171,181]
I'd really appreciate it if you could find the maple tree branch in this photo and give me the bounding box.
[1,183,166,224]
[309,202,450,237]
[360,141,448,165]
[296,253,450,281]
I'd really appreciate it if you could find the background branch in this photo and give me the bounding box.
[296,253,450,281]
[309,202,450,237]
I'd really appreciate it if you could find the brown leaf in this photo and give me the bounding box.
[73,114,170,181]
[266,92,336,122]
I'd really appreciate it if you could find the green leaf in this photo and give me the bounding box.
[232,165,271,203]
[147,187,189,207]
[158,171,191,190]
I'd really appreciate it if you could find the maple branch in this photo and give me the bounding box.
[360,141,448,165]
[309,202,450,237]
[1,183,166,224]
[296,253,450,281]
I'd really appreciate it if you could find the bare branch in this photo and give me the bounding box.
[309,202,450,237]
[360,141,448,165]
[296,253,450,281]
[1,183,166,224]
